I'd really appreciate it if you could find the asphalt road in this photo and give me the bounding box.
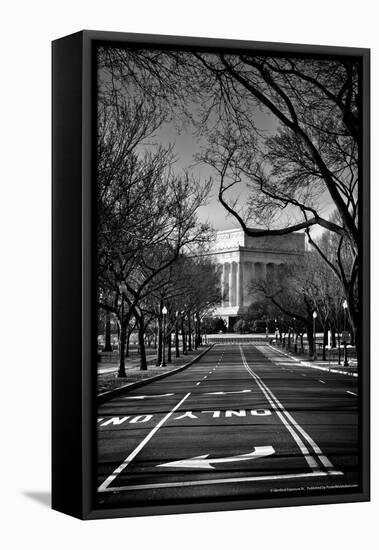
[97,344,359,508]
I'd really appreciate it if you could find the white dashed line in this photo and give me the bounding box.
[196,382,201,386]
[346,391,357,397]
[319,380,326,384]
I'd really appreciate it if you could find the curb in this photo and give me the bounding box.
[97,344,215,405]
[268,344,358,377]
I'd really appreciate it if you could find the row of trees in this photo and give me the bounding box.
[97,49,220,375]
[246,234,353,358]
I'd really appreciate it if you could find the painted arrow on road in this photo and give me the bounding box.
[205,389,252,395]
[156,446,275,469]
[123,393,174,400]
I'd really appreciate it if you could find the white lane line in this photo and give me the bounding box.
[240,346,342,476]
[98,392,192,492]
[301,374,307,377]
[196,382,201,386]
[239,347,318,472]
[346,391,358,397]
[123,393,174,400]
[101,471,331,492]
[319,380,326,384]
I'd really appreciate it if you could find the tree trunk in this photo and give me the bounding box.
[103,311,112,352]
[156,312,162,366]
[118,321,127,377]
[181,317,187,355]
[175,325,180,358]
[196,312,201,347]
[307,326,314,358]
[138,317,147,371]
[125,328,131,357]
[300,333,304,354]
[187,313,192,352]
[331,326,336,348]
[167,332,172,363]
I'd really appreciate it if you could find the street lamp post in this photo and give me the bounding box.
[313,311,317,360]
[175,311,180,358]
[117,283,128,378]
[343,299,349,368]
[160,306,167,367]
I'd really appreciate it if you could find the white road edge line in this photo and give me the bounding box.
[267,344,358,377]
[240,346,342,476]
[98,392,192,492]
[101,471,331,492]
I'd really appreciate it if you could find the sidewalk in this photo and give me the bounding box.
[268,343,358,377]
[97,346,211,394]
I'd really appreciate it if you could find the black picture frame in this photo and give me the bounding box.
[52,30,370,520]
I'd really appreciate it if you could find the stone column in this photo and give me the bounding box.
[261,262,267,281]
[224,262,231,307]
[238,260,244,307]
[231,262,237,307]
[221,263,226,307]
[228,262,233,307]
[244,261,253,304]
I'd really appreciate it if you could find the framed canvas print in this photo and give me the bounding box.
[52,30,370,519]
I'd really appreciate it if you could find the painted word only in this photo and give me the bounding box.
[174,409,272,419]
[98,409,272,428]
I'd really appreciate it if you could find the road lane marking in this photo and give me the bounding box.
[240,346,342,476]
[156,446,275,469]
[319,380,326,384]
[123,393,174,400]
[98,392,192,492]
[99,409,273,426]
[174,411,198,420]
[100,416,130,427]
[196,382,201,386]
[100,471,330,492]
[346,391,357,396]
[205,389,252,395]
[239,348,318,472]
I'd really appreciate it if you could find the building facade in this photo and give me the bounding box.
[207,228,305,329]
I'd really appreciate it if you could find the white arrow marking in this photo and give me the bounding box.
[205,389,252,395]
[123,393,174,400]
[156,445,275,469]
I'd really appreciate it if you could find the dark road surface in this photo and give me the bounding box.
[97,344,359,507]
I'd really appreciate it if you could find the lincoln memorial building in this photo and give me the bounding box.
[207,228,305,329]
